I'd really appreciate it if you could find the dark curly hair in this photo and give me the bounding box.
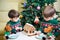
[43,5,56,18]
[8,9,20,18]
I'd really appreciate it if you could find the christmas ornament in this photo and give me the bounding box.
[20,15,23,19]
[34,16,39,24]
[24,2,26,7]
[37,5,40,10]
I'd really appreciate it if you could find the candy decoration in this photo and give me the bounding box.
[34,16,39,24]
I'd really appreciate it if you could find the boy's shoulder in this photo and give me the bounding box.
[41,19,58,28]
[7,19,21,25]
[7,20,11,25]
[42,19,58,24]
[49,19,58,24]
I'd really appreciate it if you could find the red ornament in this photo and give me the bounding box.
[34,16,39,24]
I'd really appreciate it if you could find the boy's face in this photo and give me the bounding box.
[10,17,19,22]
[44,17,52,21]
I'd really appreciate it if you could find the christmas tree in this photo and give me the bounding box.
[20,0,59,30]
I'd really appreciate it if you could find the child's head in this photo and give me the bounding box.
[8,9,20,22]
[43,5,56,21]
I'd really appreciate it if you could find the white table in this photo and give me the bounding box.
[8,31,39,40]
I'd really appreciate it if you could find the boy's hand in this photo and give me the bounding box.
[35,31,41,35]
[15,27,22,32]
[19,27,22,31]
[15,27,20,30]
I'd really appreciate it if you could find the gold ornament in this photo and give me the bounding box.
[20,15,23,19]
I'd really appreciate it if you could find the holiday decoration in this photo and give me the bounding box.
[20,0,60,31]
[23,23,36,36]
[34,16,39,24]
[20,0,60,39]
[23,2,26,7]
[37,5,40,10]
[20,15,23,19]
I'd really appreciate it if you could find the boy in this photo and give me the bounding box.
[5,9,22,39]
[36,5,60,40]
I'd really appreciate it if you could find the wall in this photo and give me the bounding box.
[54,0,60,22]
[54,0,60,11]
[0,0,19,35]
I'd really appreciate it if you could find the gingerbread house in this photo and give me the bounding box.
[23,23,36,35]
